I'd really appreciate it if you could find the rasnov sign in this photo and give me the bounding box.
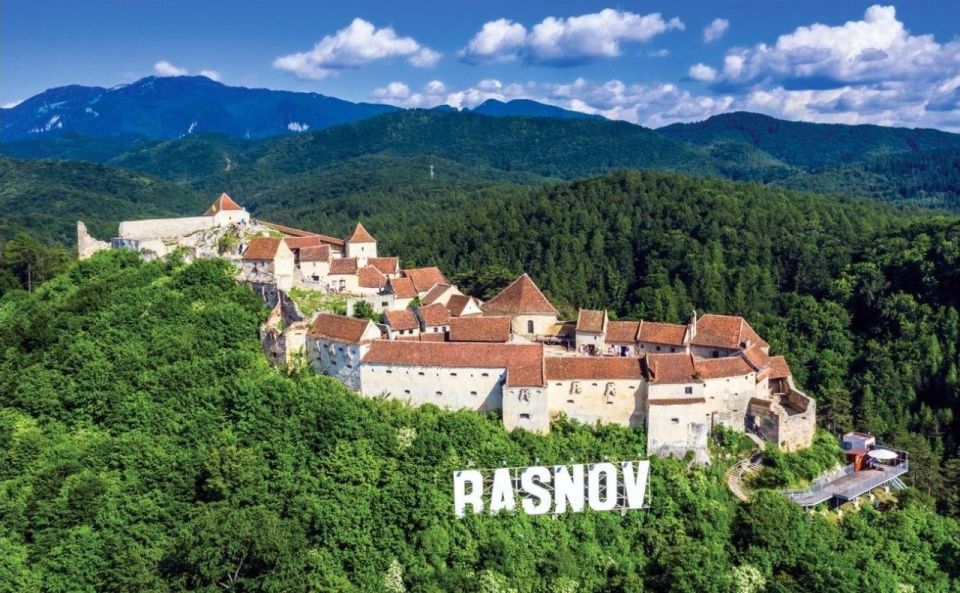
[453,460,650,517]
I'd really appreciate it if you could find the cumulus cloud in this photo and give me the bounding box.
[199,69,222,81]
[648,49,670,58]
[703,18,729,43]
[460,18,527,63]
[680,5,960,130]
[689,63,718,82]
[705,5,959,90]
[274,18,440,80]
[154,60,188,76]
[461,9,684,66]
[372,81,411,100]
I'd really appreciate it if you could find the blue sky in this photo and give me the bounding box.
[3,1,959,129]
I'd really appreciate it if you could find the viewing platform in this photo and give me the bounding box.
[784,437,908,509]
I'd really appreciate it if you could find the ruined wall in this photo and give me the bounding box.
[77,221,111,260]
[307,338,368,389]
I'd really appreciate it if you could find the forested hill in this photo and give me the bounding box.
[0,251,958,591]
[0,156,205,243]
[659,111,960,169]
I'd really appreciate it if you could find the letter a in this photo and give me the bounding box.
[490,468,516,514]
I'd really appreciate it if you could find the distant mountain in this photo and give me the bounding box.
[0,76,398,142]
[658,111,960,170]
[470,99,604,120]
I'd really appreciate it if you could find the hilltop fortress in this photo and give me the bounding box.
[80,194,815,460]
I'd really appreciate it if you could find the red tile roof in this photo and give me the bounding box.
[606,320,640,343]
[482,274,558,316]
[768,356,792,379]
[243,237,285,260]
[308,313,377,343]
[694,356,754,380]
[388,277,418,299]
[329,257,358,275]
[576,309,607,333]
[742,344,770,371]
[422,283,452,306]
[544,357,643,381]
[691,314,767,350]
[346,223,376,243]
[448,316,511,342]
[362,341,544,387]
[358,266,388,289]
[418,332,447,342]
[204,192,243,215]
[299,245,330,262]
[446,294,478,317]
[417,303,450,327]
[283,236,324,250]
[385,309,419,331]
[645,353,698,384]
[403,267,449,293]
[368,257,399,275]
[257,221,345,245]
[638,321,687,346]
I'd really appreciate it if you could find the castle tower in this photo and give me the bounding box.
[345,222,377,266]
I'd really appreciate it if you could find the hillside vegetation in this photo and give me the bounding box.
[0,252,957,592]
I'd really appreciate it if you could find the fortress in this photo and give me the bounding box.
[81,194,816,460]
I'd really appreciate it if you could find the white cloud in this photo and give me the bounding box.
[287,122,310,132]
[199,69,222,81]
[710,5,959,89]
[154,60,188,76]
[460,18,528,63]
[274,18,440,80]
[689,63,718,82]
[2,99,23,109]
[461,9,684,66]
[372,81,411,100]
[648,49,670,58]
[703,18,729,43]
[425,80,446,94]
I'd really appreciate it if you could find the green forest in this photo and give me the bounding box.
[0,253,958,592]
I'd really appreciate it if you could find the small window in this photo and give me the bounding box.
[656,345,661,351]
[386,370,392,374]
[418,371,425,376]
[684,386,693,395]
[381,301,388,307]
[520,413,531,420]
[567,399,575,404]
[404,389,410,394]
[470,391,478,396]
[592,383,598,387]
[712,351,719,358]
[671,418,680,424]
[436,391,443,396]
[670,347,676,353]
[481,372,489,377]
[527,320,534,334]
[450,372,457,377]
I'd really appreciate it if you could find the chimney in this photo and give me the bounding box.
[688,309,697,343]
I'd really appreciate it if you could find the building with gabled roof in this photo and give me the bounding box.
[446,294,484,318]
[345,223,377,266]
[241,237,295,290]
[482,273,559,337]
[368,256,400,277]
[403,267,449,296]
[306,313,382,389]
[575,309,608,355]
[385,309,420,339]
[417,302,451,334]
